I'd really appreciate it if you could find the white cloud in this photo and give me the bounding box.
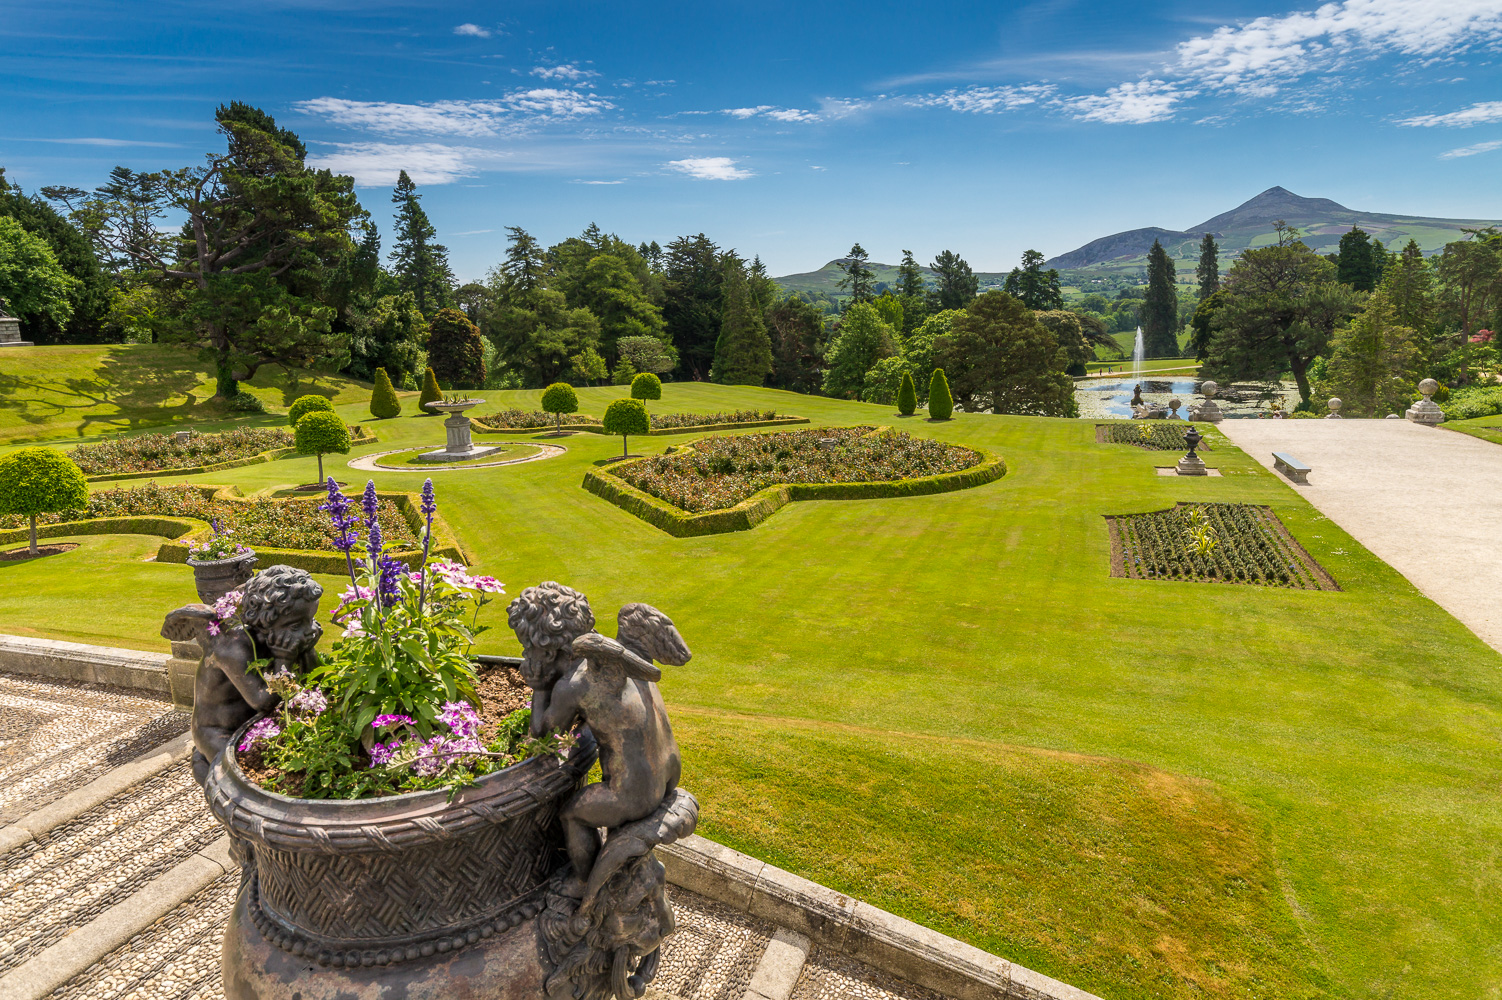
[1067,80,1187,123]
[723,105,820,123]
[295,91,613,137]
[1399,100,1502,127]
[304,143,485,186]
[532,63,598,82]
[573,179,626,184]
[911,84,1056,114]
[450,229,495,236]
[1440,139,1502,158]
[453,23,491,38]
[667,156,752,180]
[1175,0,1502,96]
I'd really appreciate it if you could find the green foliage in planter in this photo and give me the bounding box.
[0,447,90,555]
[897,371,918,416]
[603,397,649,457]
[419,367,443,413]
[369,368,402,419]
[928,368,954,420]
[294,410,351,482]
[631,372,662,408]
[540,382,580,434]
[288,394,335,426]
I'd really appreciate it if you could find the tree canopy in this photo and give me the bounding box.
[935,291,1076,416]
[1003,250,1064,311]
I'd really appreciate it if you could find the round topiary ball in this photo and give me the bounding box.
[294,410,352,482]
[540,382,580,434]
[0,447,89,555]
[630,372,662,406]
[288,394,335,426]
[602,398,649,458]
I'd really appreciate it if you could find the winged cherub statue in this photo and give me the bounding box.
[162,565,323,785]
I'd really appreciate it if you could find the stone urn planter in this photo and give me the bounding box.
[420,399,506,463]
[186,551,258,603]
[205,721,598,999]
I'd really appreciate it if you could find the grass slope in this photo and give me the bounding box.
[1439,413,1502,446]
[0,344,375,444]
[1,383,1499,999]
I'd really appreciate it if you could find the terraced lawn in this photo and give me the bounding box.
[0,381,1498,1000]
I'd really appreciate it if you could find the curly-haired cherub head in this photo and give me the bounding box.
[240,565,323,661]
[508,581,596,690]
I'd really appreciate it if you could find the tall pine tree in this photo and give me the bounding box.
[709,256,773,385]
[1141,239,1179,358]
[1336,227,1383,292]
[1002,250,1064,310]
[930,250,979,310]
[1196,234,1220,299]
[662,233,723,379]
[837,243,876,304]
[390,170,454,316]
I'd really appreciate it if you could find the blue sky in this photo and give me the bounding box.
[3,0,1501,280]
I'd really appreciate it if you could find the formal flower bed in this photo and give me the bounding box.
[69,427,296,475]
[1106,502,1337,589]
[476,409,600,429]
[236,480,571,798]
[1097,422,1213,452]
[614,426,983,513]
[474,408,789,432]
[645,408,780,429]
[0,482,419,552]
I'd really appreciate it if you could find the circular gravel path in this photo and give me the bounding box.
[346,442,565,472]
[1219,417,1502,653]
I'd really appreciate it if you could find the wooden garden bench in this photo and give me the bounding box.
[1272,452,1311,484]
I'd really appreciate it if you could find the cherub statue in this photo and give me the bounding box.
[162,565,323,785]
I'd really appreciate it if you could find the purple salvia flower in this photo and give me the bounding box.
[361,480,379,528]
[320,478,361,586]
[418,479,436,615]
[377,554,405,607]
[420,479,436,516]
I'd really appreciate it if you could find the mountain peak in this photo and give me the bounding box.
[1193,187,1353,233]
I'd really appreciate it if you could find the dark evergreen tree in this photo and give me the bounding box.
[1384,239,1434,335]
[426,309,485,389]
[390,170,454,316]
[896,249,928,334]
[934,291,1075,416]
[1,170,113,344]
[836,243,876,304]
[1141,240,1179,358]
[709,256,774,385]
[500,226,547,292]
[661,233,723,379]
[369,368,402,418]
[927,368,953,420]
[1002,250,1064,310]
[930,250,979,311]
[896,371,917,416]
[766,295,826,392]
[1336,227,1383,292]
[1196,234,1220,299]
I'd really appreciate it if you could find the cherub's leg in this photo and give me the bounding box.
[561,783,643,884]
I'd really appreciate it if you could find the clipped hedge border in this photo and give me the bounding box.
[81,426,378,483]
[0,484,467,573]
[582,437,1007,538]
[475,416,809,437]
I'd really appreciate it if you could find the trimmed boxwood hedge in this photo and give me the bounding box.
[83,426,378,483]
[0,484,466,573]
[582,442,1007,537]
[475,416,810,437]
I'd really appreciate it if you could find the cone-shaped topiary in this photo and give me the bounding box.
[928,368,954,421]
[603,398,649,459]
[288,394,335,426]
[419,367,442,414]
[630,372,662,410]
[294,410,351,483]
[369,368,402,419]
[896,371,917,416]
[0,447,89,556]
[540,382,579,435]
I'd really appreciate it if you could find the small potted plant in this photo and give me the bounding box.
[185,518,257,603]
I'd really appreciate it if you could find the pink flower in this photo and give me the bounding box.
[371,714,415,730]
[472,576,504,594]
[238,718,281,753]
[206,621,221,637]
[438,701,480,739]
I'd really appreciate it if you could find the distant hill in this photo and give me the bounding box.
[1046,186,1502,278]
[771,260,1010,301]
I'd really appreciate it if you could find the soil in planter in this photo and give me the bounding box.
[240,664,534,796]
[0,542,79,562]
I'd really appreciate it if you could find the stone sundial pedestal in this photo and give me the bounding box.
[420,399,506,462]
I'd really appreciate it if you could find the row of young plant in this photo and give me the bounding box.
[614,426,981,513]
[1099,422,1212,452]
[1113,503,1327,589]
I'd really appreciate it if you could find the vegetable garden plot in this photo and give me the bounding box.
[1096,423,1213,452]
[1106,503,1337,590]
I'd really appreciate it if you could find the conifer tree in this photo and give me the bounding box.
[1141,240,1179,358]
[896,249,928,334]
[896,371,917,416]
[930,250,979,311]
[419,366,442,413]
[1003,250,1064,310]
[500,226,547,292]
[369,368,402,418]
[927,368,953,420]
[1336,227,1384,292]
[426,308,485,390]
[709,257,774,385]
[1384,239,1434,334]
[390,170,454,316]
[836,243,876,304]
[1196,234,1220,299]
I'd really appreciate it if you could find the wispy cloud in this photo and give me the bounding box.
[304,142,486,186]
[296,91,614,137]
[667,156,752,180]
[449,229,495,235]
[573,179,626,184]
[1399,100,1502,127]
[453,23,491,38]
[910,84,1056,114]
[723,105,820,123]
[532,63,598,82]
[1440,139,1502,159]
[7,136,182,147]
[1067,80,1187,123]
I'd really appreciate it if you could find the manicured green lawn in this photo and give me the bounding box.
[1439,413,1502,446]
[373,441,535,467]
[2,381,1499,999]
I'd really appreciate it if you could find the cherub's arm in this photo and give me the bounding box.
[535,671,583,736]
[219,634,279,712]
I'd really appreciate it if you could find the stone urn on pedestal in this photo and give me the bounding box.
[1405,379,1445,425]
[185,551,258,604]
[1325,397,1343,419]
[1176,426,1209,476]
[1190,381,1224,423]
[421,399,506,463]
